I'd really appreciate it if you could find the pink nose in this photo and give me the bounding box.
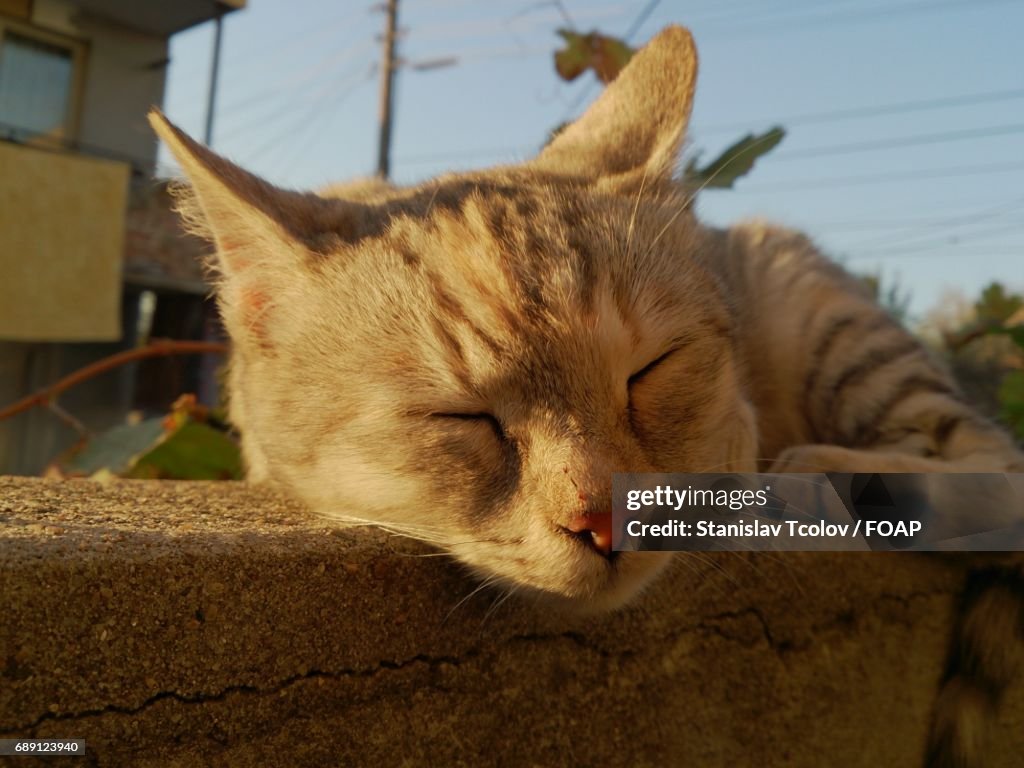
[564,512,614,557]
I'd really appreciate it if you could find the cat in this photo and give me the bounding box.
[150,25,1023,768]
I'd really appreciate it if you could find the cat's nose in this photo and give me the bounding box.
[563,512,617,559]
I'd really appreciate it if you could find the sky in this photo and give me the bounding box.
[160,0,1024,320]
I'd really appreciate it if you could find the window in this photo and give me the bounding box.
[0,23,84,143]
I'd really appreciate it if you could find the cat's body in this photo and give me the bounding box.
[151,26,1022,768]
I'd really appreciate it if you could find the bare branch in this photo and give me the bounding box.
[46,400,90,438]
[0,339,229,423]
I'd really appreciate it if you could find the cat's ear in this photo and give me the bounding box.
[532,25,697,184]
[148,110,363,346]
[147,110,365,276]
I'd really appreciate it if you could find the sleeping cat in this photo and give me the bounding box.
[151,26,1022,768]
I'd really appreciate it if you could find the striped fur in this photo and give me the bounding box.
[151,25,1024,766]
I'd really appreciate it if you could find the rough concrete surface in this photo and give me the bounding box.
[0,476,1021,767]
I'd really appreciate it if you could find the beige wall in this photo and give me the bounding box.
[0,2,213,474]
[19,0,169,169]
[0,141,133,473]
[0,142,128,341]
[74,16,168,169]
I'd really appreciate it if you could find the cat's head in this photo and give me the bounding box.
[152,26,758,612]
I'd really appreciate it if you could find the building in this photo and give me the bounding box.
[0,0,245,474]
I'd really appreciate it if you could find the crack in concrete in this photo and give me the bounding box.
[10,611,768,734]
[8,588,959,736]
[11,651,466,734]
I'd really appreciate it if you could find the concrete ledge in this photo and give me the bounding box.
[1,477,1022,766]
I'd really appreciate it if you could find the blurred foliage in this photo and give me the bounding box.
[555,29,634,84]
[943,281,1024,441]
[861,272,912,326]
[999,369,1024,440]
[48,394,241,480]
[987,318,1024,441]
[551,30,783,189]
[974,282,1023,327]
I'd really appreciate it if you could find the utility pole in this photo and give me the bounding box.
[203,7,225,146]
[376,0,399,178]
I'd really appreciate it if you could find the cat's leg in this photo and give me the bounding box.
[769,443,1024,474]
[925,565,1024,768]
[706,221,1023,472]
[711,222,1024,768]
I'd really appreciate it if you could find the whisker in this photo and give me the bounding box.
[671,551,736,595]
[443,576,501,625]
[689,455,802,474]
[482,586,519,626]
[396,550,460,559]
[644,131,787,259]
[690,552,743,590]
[424,182,442,216]
[328,514,448,534]
[624,162,652,261]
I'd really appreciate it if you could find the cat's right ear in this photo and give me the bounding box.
[532,25,698,186]
[148,110,359,275]
[148,110,363,345]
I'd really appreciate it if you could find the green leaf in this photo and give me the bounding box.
[53,394,242,481]
[684,127,786,189]
[127,420,242,480]
[61,418,169,476]
[554,29,634,85]
[997,370,1024,441]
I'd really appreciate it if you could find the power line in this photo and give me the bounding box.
[401,42,552,64]
[215,39,376,124]
[697,0,1020,37]
[398,86,1024,167]
[684,0,867,28]
[397,143,537,165]
[732,160,1024,193]
[846,249,1024,261]
[533,0,1020,96]
[399,138,1024,188]
[207,48,377,148]
[213,77,348,146]
[407,3,627,42]
[399,118,1024,169]
[692,87,1024,136]
[816,209,1020,231]
[171,7,375,96]
[265,70,376,184]
[850,222,1024,257]
[774,121,1024,161]
[622,0,662,40]
[237,66,376,169]
[837,198,1024,250]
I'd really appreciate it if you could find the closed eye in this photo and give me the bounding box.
[431,412,508,442]
[628,349,677,388]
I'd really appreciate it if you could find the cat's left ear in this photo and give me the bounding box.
[532,25,697,185]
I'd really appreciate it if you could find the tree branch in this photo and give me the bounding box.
[0,340,228,423]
